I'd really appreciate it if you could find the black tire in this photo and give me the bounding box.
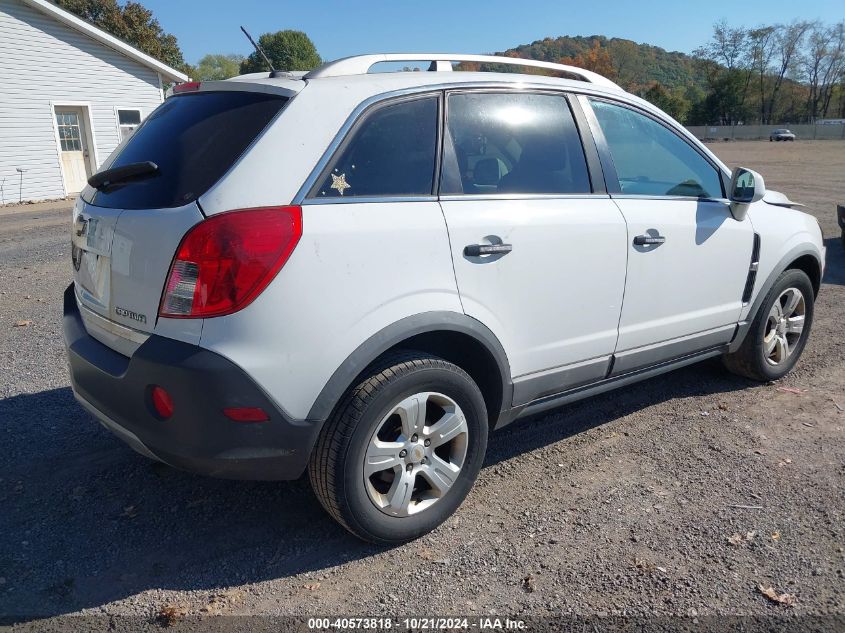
[841,228,845,249]
[723,269,814,382]
[308,350,488,544]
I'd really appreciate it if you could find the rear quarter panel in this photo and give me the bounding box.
[198,201,463,420]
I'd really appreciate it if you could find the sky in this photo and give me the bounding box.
[141,0,845,66]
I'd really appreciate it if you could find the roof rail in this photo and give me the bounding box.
[304,54,621,89]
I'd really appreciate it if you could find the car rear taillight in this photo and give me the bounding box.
[159,206,302,319]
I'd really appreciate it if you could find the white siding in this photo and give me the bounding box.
[0,0,164,202]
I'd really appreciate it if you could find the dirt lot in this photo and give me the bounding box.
[0,141,843,629]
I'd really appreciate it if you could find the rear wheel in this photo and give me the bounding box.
[309,351,488,544]
[723,269,814,381]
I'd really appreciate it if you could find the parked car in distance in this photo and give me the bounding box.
[770,128,796,141]
[65,53,825,544]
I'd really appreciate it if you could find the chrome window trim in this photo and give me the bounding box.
[439,193,611,202]
[303,193,614,205]
[609,194,731,204]
[303,195,438,205]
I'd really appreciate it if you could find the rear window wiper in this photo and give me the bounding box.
[88,161,158,190]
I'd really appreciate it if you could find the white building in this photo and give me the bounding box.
[0,0,188,203]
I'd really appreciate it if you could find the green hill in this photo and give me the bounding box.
[495,35,706,92]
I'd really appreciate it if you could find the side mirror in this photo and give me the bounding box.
[728,167,765,221]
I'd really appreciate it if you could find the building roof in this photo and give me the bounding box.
[20,0,189,83]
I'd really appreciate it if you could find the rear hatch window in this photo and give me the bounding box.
[85,91,288,210]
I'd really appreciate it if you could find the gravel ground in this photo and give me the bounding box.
[0,141,843,629]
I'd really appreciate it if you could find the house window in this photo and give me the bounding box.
[56,112,83,151]
[117,109,142,142]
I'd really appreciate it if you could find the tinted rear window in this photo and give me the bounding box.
[88,91,288,209]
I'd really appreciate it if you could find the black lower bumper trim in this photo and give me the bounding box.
[63,284,320,480]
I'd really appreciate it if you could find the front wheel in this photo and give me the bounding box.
[309,351,488,544]
[723,269,814,382]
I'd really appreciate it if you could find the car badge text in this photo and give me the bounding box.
[115,306,147,324]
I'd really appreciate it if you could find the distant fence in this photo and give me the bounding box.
[686,123,845,141]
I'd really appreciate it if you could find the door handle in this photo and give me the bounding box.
[464,243,513,257]
[633,234,666,246]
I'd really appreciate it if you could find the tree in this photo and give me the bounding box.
[764,21,812,123]
[803,22,845,119]
[693,21,754,124]
[748,25,778,122]
[609,39,647,91]
[705,19,749,70]
[195,54,244,81]
[239,30,321,73]
[819,23,845,117]
[559,40,617,81]
[643,82,690,122]
[55,0,189,74]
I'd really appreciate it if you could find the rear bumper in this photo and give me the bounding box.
[63,284,320,480]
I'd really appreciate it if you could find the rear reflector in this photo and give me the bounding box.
[173,81,201,93]
[159,206,302,318]
[150,386,174,419]
[223,407,270,423]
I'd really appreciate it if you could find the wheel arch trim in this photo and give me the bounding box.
[307,311,513,423]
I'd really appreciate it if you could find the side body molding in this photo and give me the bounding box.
[306,311,513,423]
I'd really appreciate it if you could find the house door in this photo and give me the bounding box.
[55,108,92,194]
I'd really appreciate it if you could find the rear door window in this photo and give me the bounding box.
[88,91,288,210]
[441,92,592,195]
[309,96,439,199]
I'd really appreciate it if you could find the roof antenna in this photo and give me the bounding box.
[240,26,282,77]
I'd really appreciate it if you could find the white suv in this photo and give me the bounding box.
[64,54,825,543]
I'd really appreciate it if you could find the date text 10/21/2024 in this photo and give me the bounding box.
[307,617,528,630]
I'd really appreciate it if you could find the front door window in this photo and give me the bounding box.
[590,99,723,199]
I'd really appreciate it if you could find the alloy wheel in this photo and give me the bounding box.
[763,287,806,366]
[364,392,469,517]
